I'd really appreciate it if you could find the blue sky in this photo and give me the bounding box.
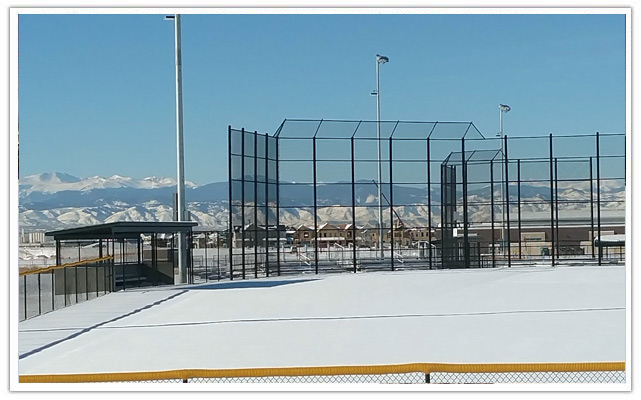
[18,12,626,184]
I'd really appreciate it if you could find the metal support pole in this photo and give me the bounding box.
[462,138,470,268]
[85,261,89,300]
[517,159,522,259]
[103,247,107,294]
[241,128,246,279]
[188,234,193,283]
[152,233,157,286]
[254,131,259,279]
[98,238,103,296]
[137,237,141,287]
[504,135,511,267]
[555,158,560,260]
[276,135,281,276]
[427,137,432,269]
[490,159,496,268]
[38,272,41,315]
[590,157,595,258]
[376,59,384,259]
[549,134,555,266]
[389,137,395,271]
[351,137,358,273]
[122,240,127,291]
[109,241,114,291]
[64,260,67,307]
[23,275,27,320]
[204,232,208,282]
[111,239,115,291]
[440,164,445,268]
[170,13,188,285]
[52,269,55,310]
[75,264,78,303]
[265,133,270,277]
[500,135,506,252]
[313,136,319,274]
[228,125,234,280]
[596,132,602,265]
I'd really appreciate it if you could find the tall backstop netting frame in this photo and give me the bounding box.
[228,120,625,278]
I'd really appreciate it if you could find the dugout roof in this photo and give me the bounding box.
[45,221,198,241]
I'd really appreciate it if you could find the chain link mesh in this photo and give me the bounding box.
[186,372,425,384]
[106,370,624,384]
[431,371,626,384]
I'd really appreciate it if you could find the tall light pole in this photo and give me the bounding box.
[498,104,511,253]
[166,14,187,284]
[374,54,389,259]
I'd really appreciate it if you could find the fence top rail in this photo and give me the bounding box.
[271,119,485,140]
[19,256,114,277]
[18,361,625,383]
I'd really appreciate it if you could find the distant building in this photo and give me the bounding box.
[19,230,49,244]
[232,224,287,248]
[292,223,368,248]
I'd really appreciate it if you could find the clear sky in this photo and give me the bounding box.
[17,11,626,184]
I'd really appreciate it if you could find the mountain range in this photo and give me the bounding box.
[18,172,625,232]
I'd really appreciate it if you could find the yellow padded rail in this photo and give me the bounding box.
[19,256,114,277]
[19,362,625,383]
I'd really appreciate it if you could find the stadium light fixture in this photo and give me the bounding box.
[377,54,389,64]
[375,54,389,259]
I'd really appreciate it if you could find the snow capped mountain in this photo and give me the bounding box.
[19,172,81,186]
[18,172,625,232]
[19,172,198,195]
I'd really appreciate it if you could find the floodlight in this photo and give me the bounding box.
[499,104,511,113]
[377,54,389,64]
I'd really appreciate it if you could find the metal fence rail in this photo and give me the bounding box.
[19,362,625,384]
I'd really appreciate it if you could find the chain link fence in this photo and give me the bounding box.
[127,371,624,384]
[429,370,625,384]
[230,122,625,277]
[20,363,625,384]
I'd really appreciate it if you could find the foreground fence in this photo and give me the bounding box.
[18,256,115,321]
[19,362,625,384]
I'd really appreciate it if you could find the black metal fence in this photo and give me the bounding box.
[189,230,230,282]
[18,257,115,322]
[18,232,234,316]
[229,120,625,278]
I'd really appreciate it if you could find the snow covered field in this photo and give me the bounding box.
[17,264,625,377]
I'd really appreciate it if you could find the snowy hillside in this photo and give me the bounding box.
[19,172,198,195]
[18,172,625,232]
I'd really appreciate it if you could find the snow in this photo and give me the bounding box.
[19,172,198,194]
[597,234,625,243]
[18,265,625,375]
